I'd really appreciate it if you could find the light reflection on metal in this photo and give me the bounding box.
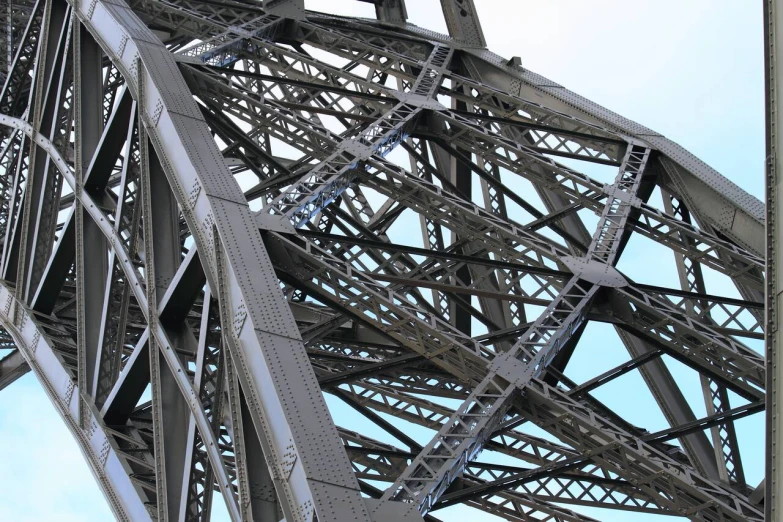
[0,0,766,520]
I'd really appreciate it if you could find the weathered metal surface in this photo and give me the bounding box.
[0,1,766,521]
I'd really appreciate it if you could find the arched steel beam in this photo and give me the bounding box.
[369,19,765,256]
[0,0,421,514]
[0,111,242,521]
[67,0,380,517]
[0,281,150,521]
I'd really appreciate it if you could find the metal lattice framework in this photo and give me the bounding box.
[0,0,768,520]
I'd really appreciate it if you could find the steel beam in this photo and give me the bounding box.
[768,0,781,517]
[0,348,28,390]
[0,1,767,520]
[440,0,485,47]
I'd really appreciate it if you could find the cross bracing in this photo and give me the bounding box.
[0,0,767,521]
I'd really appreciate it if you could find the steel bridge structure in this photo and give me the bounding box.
[0,0,770,521]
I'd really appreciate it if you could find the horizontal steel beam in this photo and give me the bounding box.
[0,348,28,391]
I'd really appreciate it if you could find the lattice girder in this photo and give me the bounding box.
[0,1,766,521]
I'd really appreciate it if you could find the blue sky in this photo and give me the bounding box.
[0,1,765,521]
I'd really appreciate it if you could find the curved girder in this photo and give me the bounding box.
[0,1,408,520]
[0,281,150,520]
[0,1,767,521]
[71,3,371,519]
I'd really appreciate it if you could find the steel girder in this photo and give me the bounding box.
[0,0,767,521]
[768,0,782,519]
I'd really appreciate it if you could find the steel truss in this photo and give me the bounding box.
[0,0,767,521]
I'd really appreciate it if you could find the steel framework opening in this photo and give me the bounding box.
[0,1,767,521]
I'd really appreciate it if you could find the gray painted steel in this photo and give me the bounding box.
[768,0,780,520]
[0,0,767,520]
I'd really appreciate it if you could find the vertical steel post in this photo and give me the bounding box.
[767,0,781,518]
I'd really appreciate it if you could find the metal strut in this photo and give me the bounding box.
[0,0,766,520]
